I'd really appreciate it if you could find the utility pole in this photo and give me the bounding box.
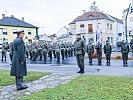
[125,3,131,44]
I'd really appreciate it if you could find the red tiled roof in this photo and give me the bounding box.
[69,11,114,24]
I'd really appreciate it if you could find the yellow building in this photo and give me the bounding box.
[0,14,38,44]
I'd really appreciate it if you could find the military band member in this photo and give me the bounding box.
[48,43,52,60]
[55,43,61,62]
[9,42,13,63]
[38,42,43,60]
[60,42,65,60]
[74,34,85,73]
[25,43,29,58]
[86,41,94,65]
[53,43,56,58]
[104,40,112,66]
[42,42,48,61]
[1,42,8,62]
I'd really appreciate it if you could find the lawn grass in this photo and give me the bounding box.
[21,75,133,100]
[0,70,51,86]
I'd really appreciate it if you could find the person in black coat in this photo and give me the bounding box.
[10,30,28,90]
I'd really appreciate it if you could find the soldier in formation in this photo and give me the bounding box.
[86,41,94,65]
[104,40,112,66]
[74,34,85,74]
[9,42,13,63]
[95,42,102,65]
[120,40,129,66]
[1,42,9,62]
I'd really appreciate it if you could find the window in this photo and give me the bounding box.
[80,24,84,28]
[107,23,109,30]
[130,17,133,21]
[3,28,7,35]
[28,30,31,35]
[88,24,93,32]
[110,24,112,30]
[0,28,3,35]
[13,29,17,34]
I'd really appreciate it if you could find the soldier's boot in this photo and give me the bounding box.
[123,60,125,64]
[125,60,128,64]
[98,59,101,64]
[80,69,85,74]
[89,60,92,64]
[1,54,3,61]
[5,55,6,61]
[57,58,60,62]
[77,69,82,73]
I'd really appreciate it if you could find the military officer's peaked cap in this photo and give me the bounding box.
[76,33,81,36]
[15,30,25,35]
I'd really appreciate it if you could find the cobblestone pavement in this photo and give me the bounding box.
[0,73,79,100]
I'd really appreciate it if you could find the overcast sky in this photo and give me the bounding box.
[0,0,131,35]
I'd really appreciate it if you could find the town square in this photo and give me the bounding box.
[0,0,133,100]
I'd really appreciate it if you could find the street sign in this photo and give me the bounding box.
[118,33,122,37]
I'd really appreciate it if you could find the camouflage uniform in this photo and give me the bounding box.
[60,43,65,60]
[121,42,129,65]
[104,41,112,66]
[74,34,85,73]
[9,42,13,62]
[42,42,48,61]
[55,43,61,62]
[1,42,9,61]
[95,42,102,64]
[86,42,94,64]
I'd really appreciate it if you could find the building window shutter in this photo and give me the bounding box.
[88,24,93,32]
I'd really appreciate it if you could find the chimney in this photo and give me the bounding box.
[22,17,24,21]
[83,10,86,14]
[11,15,14,17]
[2,14,5,18]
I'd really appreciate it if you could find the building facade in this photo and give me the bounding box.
[0,14,38,44]
[69,11,123,47]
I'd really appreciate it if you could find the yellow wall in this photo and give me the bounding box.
[0,25,36,43]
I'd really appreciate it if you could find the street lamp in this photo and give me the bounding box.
[125,3,131,44]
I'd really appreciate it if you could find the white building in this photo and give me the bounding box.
[69,2,123,47]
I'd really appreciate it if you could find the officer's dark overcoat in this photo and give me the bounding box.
[10,37,27,77]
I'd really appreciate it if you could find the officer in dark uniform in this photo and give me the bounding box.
[10,30,28,90]
[95,42,102,65]
[104,40,112,66]
[86,41,94,65]
[121,40,129,65]
[74,34,85,73]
